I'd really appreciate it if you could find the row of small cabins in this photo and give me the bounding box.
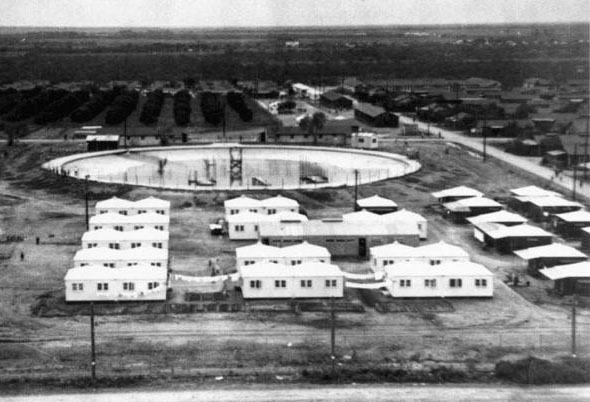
[433,185,590,295]
[64,197,172,302]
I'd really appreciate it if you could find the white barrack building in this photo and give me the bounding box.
[73,246,168,268]
[224,195,299,217]
[89,212,169,231]
[82,227,169,250]
[235,241,331,268]
[96,196,170,216]
[370,241,470,272]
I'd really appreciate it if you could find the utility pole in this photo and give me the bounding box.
[84,175,90,231]
[573,144,578,201]
[90,302,96,384]
[353,169,359,211]
[571,280,577,358]
[482,109,488,162]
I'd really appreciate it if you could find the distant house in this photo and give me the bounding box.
[351,132,379,149]
[382,209,428,240]
[552,210,590,239]
[431,186,483,204]
[82,227,169,250]
[89,212,169,232]
[239,262,344,299]
[355,195,398,214]
[466,210,527,226]
[266,121,354,146]
[514,243,587,276]
[370,241,469,273]
[518,196,583,222]
[120,132,180,147]
[224,195,262,216]
[65,266,168,302]
[320,91,353,109]
[73,246,168,268]
[235,242,284,267]
[235,241,330,268]
[354,103,399,127]
[384,261,494,298]
[86,135,119,152]
[472,223,553,253]
[540,262,590,296]
[523,78,554,90]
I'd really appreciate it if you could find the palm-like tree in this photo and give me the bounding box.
[299,111,326,145]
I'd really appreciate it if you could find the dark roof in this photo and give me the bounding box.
[355,102,388,118]
[320,91,349,102]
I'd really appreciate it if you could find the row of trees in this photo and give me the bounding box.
[104,90,139,125]
[70,89,119,123]
[200,92,223,125]
[173,89,191,126]
[139,89,165,125]
[4,89,68,122]
[34,90,90,124]
[226,91,253,122]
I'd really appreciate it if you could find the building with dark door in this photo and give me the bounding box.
[354,103,399,127]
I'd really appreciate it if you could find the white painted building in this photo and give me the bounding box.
[385,261,494,298]
[466,210,527,226]
[95,197,135,215]
[81,227,169,250]
[509,185,560,198]
[370,241,469,272]
[226,212,269,240]
[280,241,331,265]
[351,132,379,149]
[235,242,284,267]
[431,186,483,204]
[65,265,168,302]
[95,196,170,216]
[382,209,428,239]
[73,246,168,268]
[260,195,299,215]
[236,240,330,268]
[89,212,169,231]
[269,211,308,222]
[224,195,261,216]
[355,195,398,214]
[342,209,380,222]
[133,196,171,215]
[239,261,343,299]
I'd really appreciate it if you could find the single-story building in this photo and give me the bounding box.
[239,261,344,299]
[96,196,170,216]
[384,261,494,298]
[342,209,381,222]
[89,212,169,232]
[466,210,527,226]
[431,186,483,204]
[86,135,119,152]
[235,242,285,267]
[65,265,168,302]
[227,212,270,240]
[552,210,590,239]
[82,227,169,250]
[351,132,379,149]
[473,222,553,253]
[507,186,562,212]
[581,227,590,251]
[120,132,180,147]
[382,209,428,240]
[514,243,588,276]
[280,241,331,266]
[259,219,420,258]
[224,195,262,216]
[518,196,583,222]
[320,91,353,109]
[443,197,504,223]
[370,241,469,272]
[73,246,169,268]
[265,122,354,146]
[236,241,331,268]
[355,195,398,214]
[354,103,399,127]
[260,195,299,215]
[540,262,590,296]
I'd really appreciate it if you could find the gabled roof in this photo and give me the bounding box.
[82,228,124,242]
[74,246,168,261]
[355,102,388,118]
[224,195,261,208]
[122,227,170,241]
[127,213,170,224]
[382,209,427,222]
[554,210,590,223]
[525,196,583,209]
[416,241,470,258]
[540,262,590,280]
[356,195,397,208]
[74,247,119,261]
[235,242,283,259]
[95,197,135,209]
[385,261,493,277]
[89,212,129,225]
[431,186,483,199]
[134,196,170,209]
[510,185,560,197]
[259,220,420,238]
[280,241,331,258]
[240,261,343,278]
[226,211,270,223]
[467,210,527,225]
[370,241,417,258]
[260,195,299,208]
[475,223,553,239]
[443,196,502,210]
[342,209,381,221]
[514,243,587,260]
[65,266,167,281]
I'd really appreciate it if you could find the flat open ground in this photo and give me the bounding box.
[0,138,589,389]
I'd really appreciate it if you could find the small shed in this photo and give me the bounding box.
[86,135,120,152]
[65,265,168,302]
[540,262,590,296]
[552,210,590,239]
[466,210,527,226]
[355,195,398,214]
[431,186,484,204]
[224,195,261,216]
[473,223,553,253]
[385,261,494,298]
[514,243,588,276]
[443,197,503,223]
[351,132,379,149]
[239,261,344,299]
[382,209,428,239]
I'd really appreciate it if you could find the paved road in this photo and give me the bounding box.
[2,385,590,402]
[397,115,590,202]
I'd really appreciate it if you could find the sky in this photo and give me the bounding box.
[1,0,588,28]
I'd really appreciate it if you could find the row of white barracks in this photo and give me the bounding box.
[66,184,590,302]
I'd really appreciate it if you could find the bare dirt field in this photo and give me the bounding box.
[0,139,589,390]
